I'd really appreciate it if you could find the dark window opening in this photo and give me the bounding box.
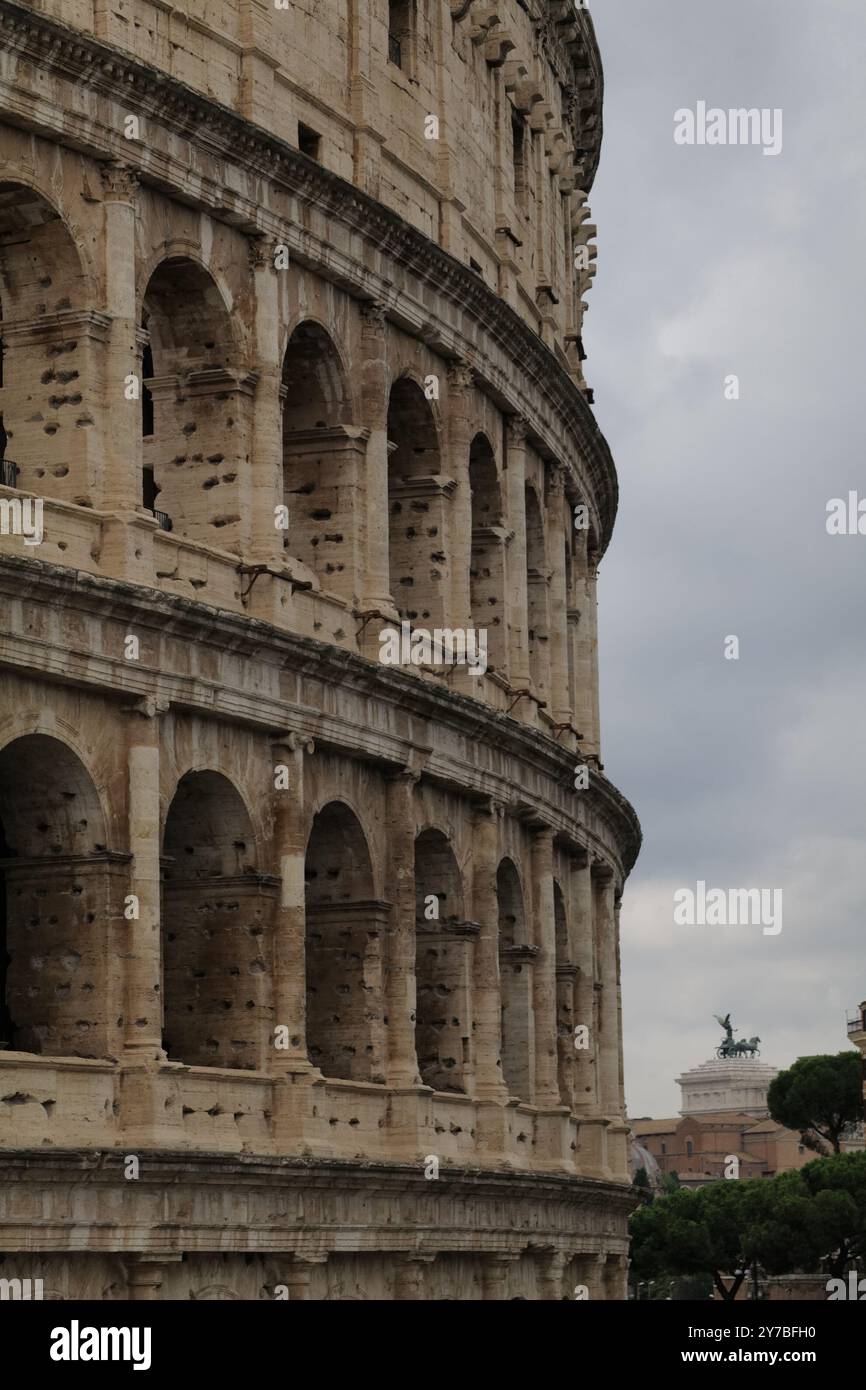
[298,123,321,161]
[0,815,16,1049]
[141,343,154,438]
[469,258,483,278]
[389,0,412,71]
[512,112,528,212]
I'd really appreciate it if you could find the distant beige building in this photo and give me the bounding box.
[633,1112,813,1187]
[0,1,640,1300]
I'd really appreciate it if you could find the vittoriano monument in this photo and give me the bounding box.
[713,1014,761,1059]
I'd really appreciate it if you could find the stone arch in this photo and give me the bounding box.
[414,826,472,1093]
[0,734,124,1059]
[496,856,532,1101]
[304,800,386,1082]
[524,482,550,702]
[469,432,505,670]
[162,770,273,1069]
[0,181,96,501]
[281,321,361,599]
[141,256,249,549]
[553,878,575,1108]
[387,375,447,624]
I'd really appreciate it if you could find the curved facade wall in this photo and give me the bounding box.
[0,0,639,1301]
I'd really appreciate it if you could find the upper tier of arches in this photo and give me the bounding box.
[0,170,605,756]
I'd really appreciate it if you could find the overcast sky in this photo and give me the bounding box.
[586,0,866,1115]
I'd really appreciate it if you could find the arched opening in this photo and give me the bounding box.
[282,322,360,599]
[0,735,122,1058]
[554,879,575,1108]
[304,802,386,1082]
[387,378,446,624]
[524,483,550,702]
[414,828,472,1093]
[496,857,533,1101]
[0,184,92,502]
[468,433,505,671]
[142,258,248,549]
[162,771,272,1069]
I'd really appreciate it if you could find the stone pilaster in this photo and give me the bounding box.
[358,301,394,621]
[537,1248,568,1300]
[384,769,421,1088]
[247,237,286,567]
[122,698,166,1061]
[594,867,620,1122]
[531,825,560,1108]
[574,1251,606,1301]
[270,735,315,1071]
[471,798,508,1103]
[394,1254,435,1300]
[547,465,571,727]
[284,1256,327,1300]
[99,162,141,514]
[504,415,531,690]
[481,1253,517,1301]
[584,561,601,759]
[446,360,474,635]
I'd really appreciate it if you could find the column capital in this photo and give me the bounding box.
[473,793,505,822]
[248,236,278,272]
[547,462,567,499]
[100,161,140,201]
[359,299,388,332]
[122,695,170,722]
[271,731,315,757]
[505,414,529,446]
[446,358,475,392]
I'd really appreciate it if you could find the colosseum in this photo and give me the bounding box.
[0,0,640,1300]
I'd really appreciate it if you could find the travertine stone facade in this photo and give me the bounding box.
[0,0,639,1300]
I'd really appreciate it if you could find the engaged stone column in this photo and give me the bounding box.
[603,1253,628,1301]
[547,466,571,728]
[574,1251,606,1301]
[125,1255,181,1300]
[284,1256,327,1300]
[394,1255,435,1300]
[248,238,285,566]
[123,699,165,1060]
[593,867,620,1119]
[100,162,141,513]
[471,798,507,1101]
[531,825,560,1108]
[358,301,393,618]
[385,769,421,1087]
[446,360,474,634]
[504,416,531,690]
[537,1249,568,1301]
[584,561,601,759]
[271,735,315,1070]
[570,854,597,1111]
[481,1254,517,1301]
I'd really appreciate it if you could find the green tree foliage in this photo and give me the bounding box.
[767,1052,863,1154]
[629,1153,866,1297]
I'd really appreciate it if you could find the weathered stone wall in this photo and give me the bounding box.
[0,0,638,1299]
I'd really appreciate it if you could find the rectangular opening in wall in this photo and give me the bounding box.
[512,112,527,212]
[298,123,321,161]
[389,0,412,70]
